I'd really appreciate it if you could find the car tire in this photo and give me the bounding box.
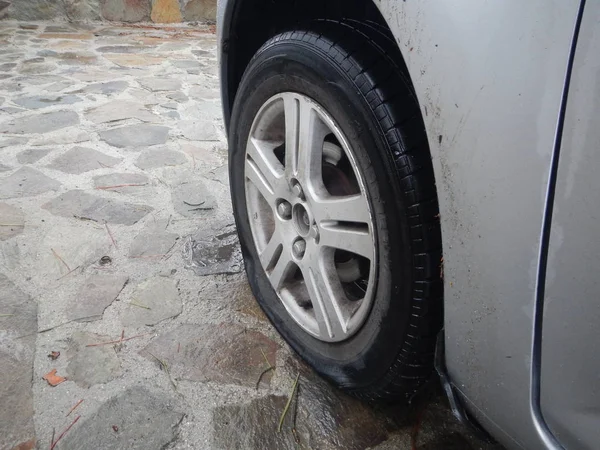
[229,21,443,402]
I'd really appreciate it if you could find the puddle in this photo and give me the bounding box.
[183,223,243,275]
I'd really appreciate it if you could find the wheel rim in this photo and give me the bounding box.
[244,92,377,342]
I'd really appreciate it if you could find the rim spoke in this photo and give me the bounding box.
[302,263,347,339]
[260,230,283,270]
[283,94,300,179]
[314,194,370,224]
[319,224,373,260]
[245,138,283,203]
[268,247,294,291]
[296,97,328,187]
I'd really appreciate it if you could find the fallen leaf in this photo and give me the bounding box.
[43,369,66,386]
[48,351,60,360]
[112,425,119,432]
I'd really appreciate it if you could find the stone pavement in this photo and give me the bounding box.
[0,21,503,450]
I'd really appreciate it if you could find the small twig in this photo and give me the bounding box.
[66,399,83,417]
[0,314,14,317]
[50,415,80,450]
[147,351,177,391]
[51,248,71,272]
[96,183,147,190]
[129,301,151,310]
[255,348,275,390]
[55,265,81,281]
[105,223,117,248]
[97,160,110,168]
[278,373,300,432]
[50,428,55,450]
[260,348,273,369]
[0,223,23,226]
[183,200,205,207]
[85,333,148,347]
[165,214,172,230]
[73,215,97,222]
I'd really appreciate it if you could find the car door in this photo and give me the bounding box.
[540,2,600,449]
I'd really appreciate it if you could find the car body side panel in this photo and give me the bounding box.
[541,2,600,448]
[372,1,578,448]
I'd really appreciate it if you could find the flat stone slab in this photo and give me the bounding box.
[166,91,187,103]
[13,94,82,109]
[104,53,163,67]
[134,148,187,169]
[96,45,151,54]
[170,179,216,218]
[74,80,129,94]
[0,274,37,450]
[138,77,182,92]
[37,224,107,279]
[0,167,61,199]
[47,146,121,174]
[0,110,79,134]
[181,142,226,167]
[30,130,89,146]
[68,275,129,322]
[85,100,157,124]
[213,357,390,450]
[16,148,52,164]
[183,223,243,276]
[179,119,222,141]
[129,231,178,258]
[0,137,28,148]
[189,85,219,100]
[42,190,152,225]
[121,277,181,326]
[93,172,149,193]
[0,203,24,240]
[66,331,122,388]
[142,323,279,387]
[57,387,183,450]
[99,124,169,148]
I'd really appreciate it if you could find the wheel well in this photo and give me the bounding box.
[221,0,407,131]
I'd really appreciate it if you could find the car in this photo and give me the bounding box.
[217,1,599,448]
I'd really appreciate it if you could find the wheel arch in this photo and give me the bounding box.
[218,0,424,139]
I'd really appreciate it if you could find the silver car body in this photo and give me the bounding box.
[217,1,600,448]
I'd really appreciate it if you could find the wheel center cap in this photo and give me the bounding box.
[292,203,312,237]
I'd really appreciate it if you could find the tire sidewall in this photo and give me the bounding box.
[229,39,413,388]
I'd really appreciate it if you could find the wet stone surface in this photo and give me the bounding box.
[184,223,243,275]
[143,323,280,387]
[57,387,184,449]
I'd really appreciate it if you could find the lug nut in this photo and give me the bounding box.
[292,239,306,259]
[277,201,292,219]
[292,182,304,200]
